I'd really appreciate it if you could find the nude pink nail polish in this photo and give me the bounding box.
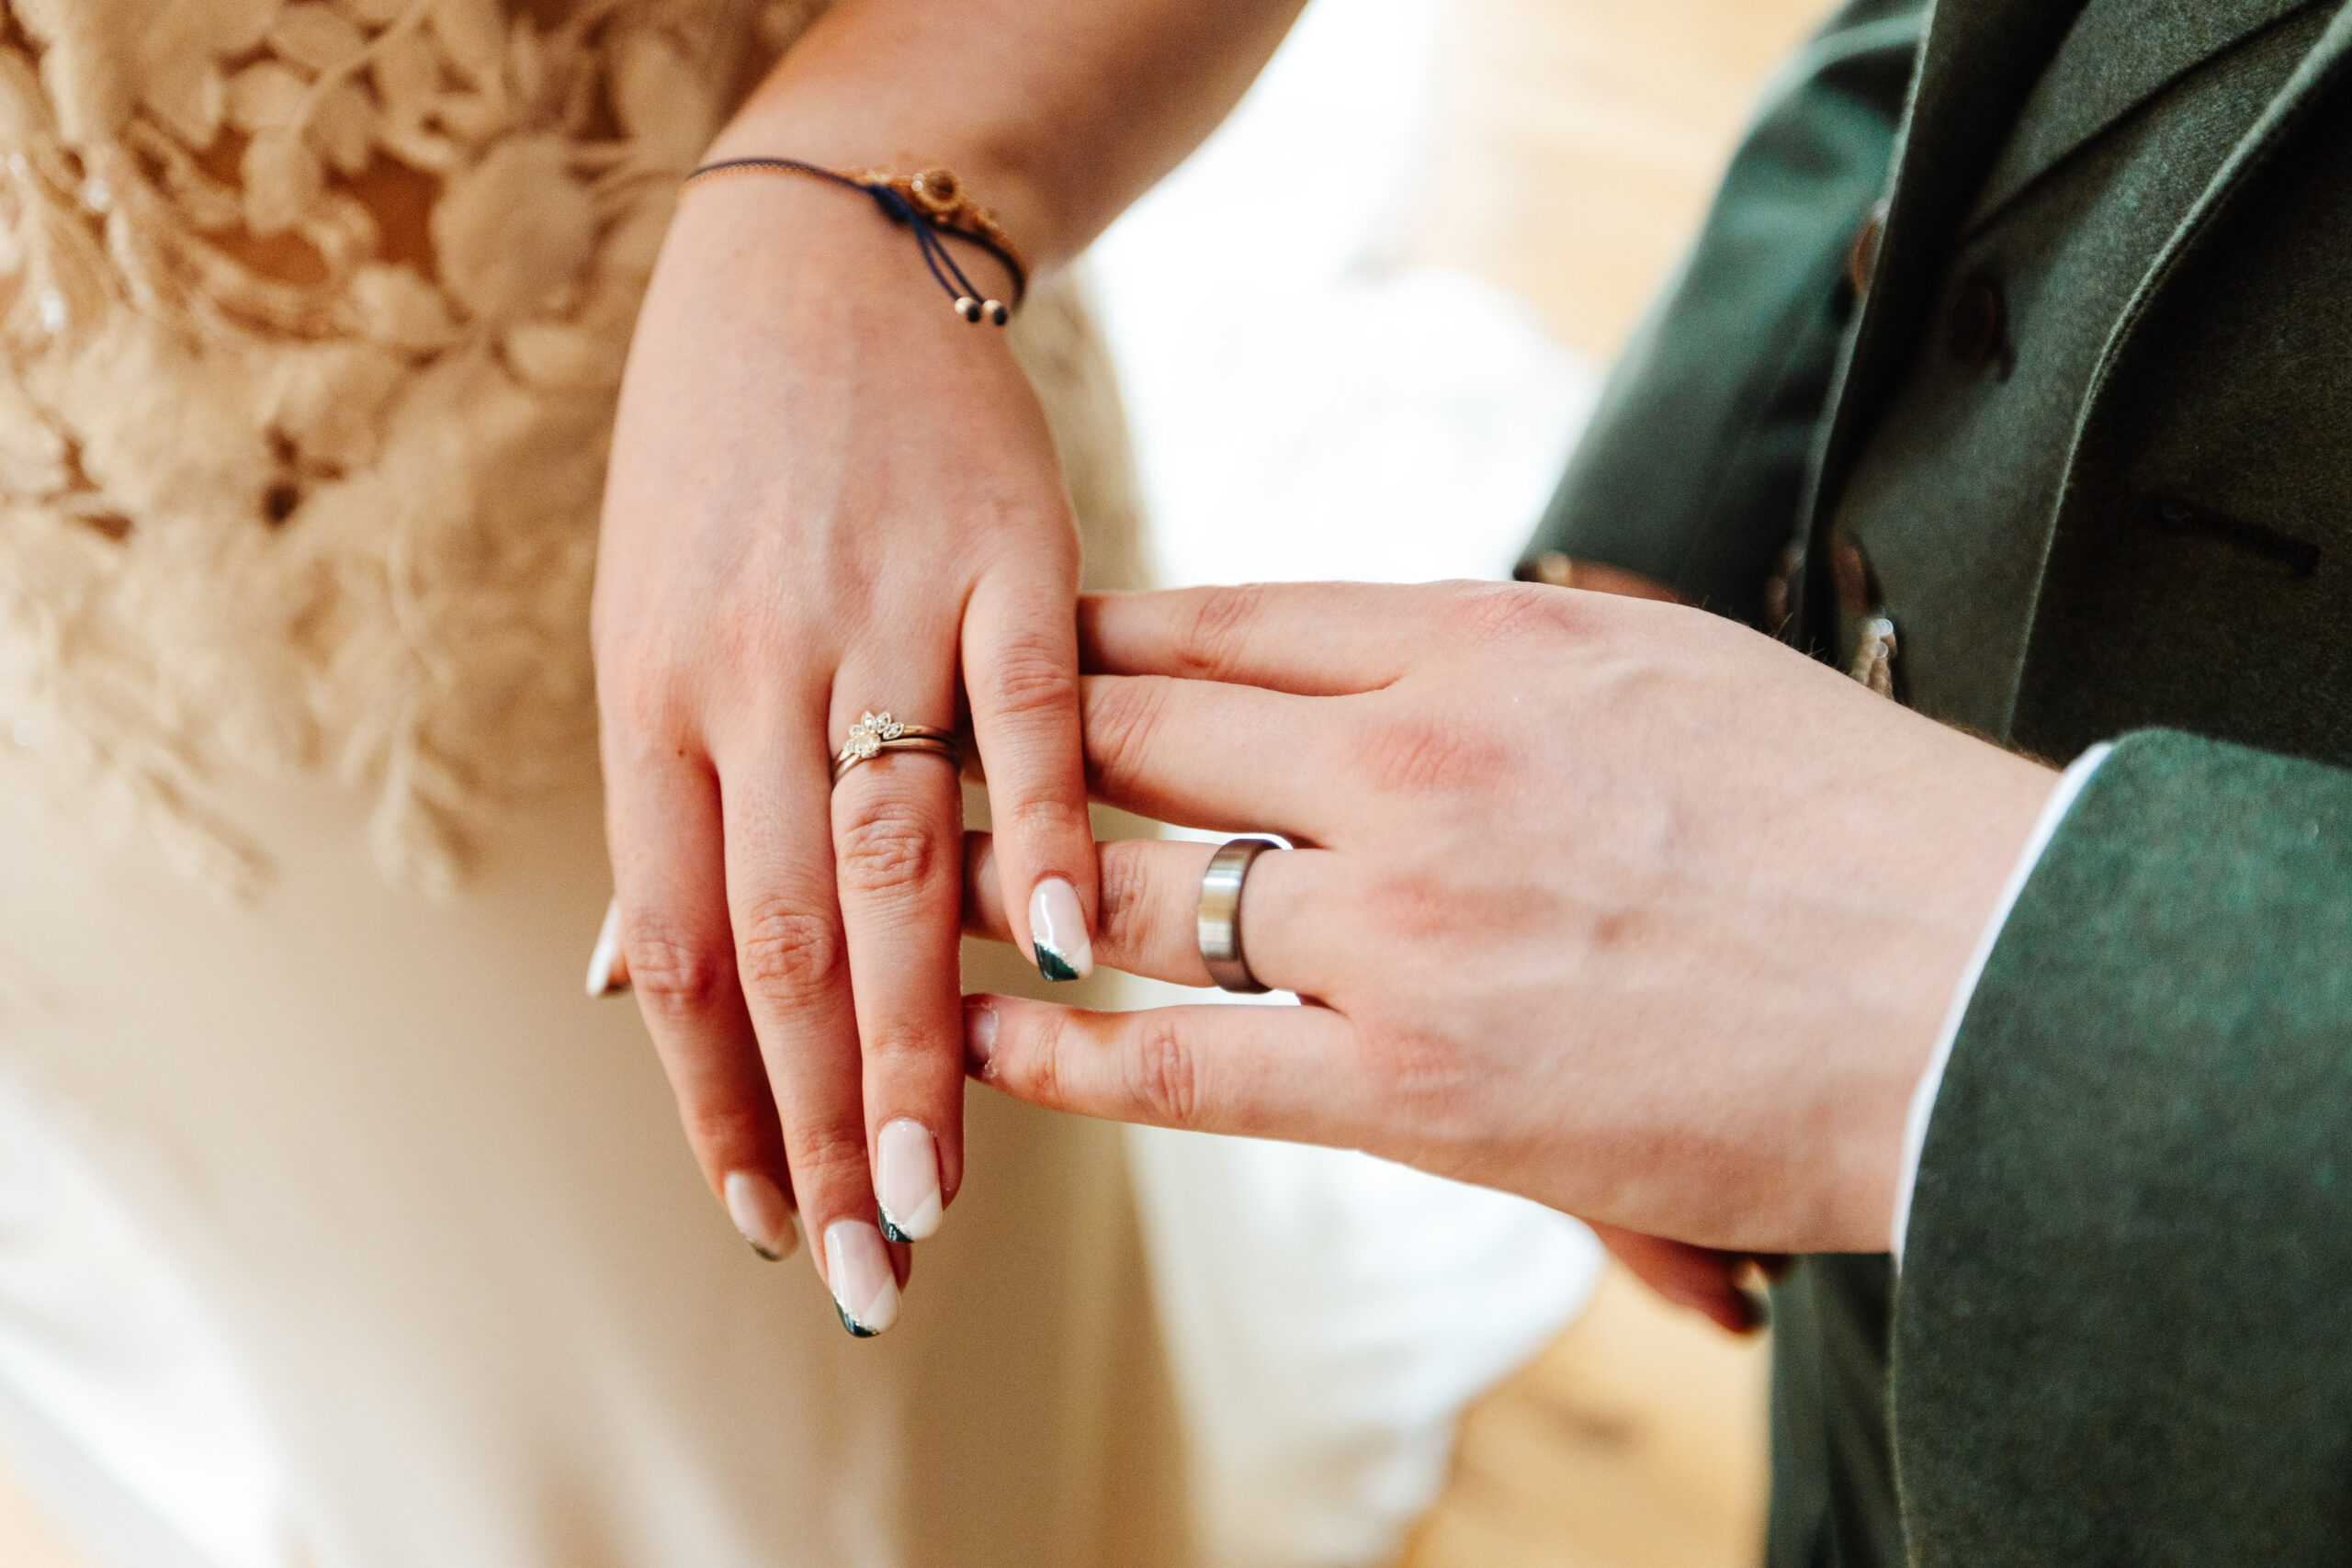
[876,1120,943,1242]
[823,1220,900,1337]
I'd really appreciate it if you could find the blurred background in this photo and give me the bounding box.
[0,0,1826,1562]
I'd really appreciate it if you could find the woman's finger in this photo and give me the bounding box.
[827,667,970,1254]
[1079,582,1446,691]
[1079,674,1340,836]
[601,747,800,1263]
[961,832,1344,996]
[963,569,1100,983]
[963,994,1366,1145]
[719,738,907,1336]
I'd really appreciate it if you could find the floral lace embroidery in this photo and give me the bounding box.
[0,0,1144,897]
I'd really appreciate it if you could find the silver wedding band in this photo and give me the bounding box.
[1197,838,1283,994]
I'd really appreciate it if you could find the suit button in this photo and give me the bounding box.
[1848,199,1889,297]
[1945,274,2007,368]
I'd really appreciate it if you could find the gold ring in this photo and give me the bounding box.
[832,711,964,786]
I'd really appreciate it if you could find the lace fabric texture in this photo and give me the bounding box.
[0,0,1144,897]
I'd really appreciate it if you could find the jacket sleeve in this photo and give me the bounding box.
[1520,0,1926,625]
[1894,728,2352,1564]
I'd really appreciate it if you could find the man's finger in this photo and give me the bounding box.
[963,994,1365,1145]
[1079,674,1340,837]
[962,832,1344,996]
[1586,1220,1767,1337]
[963,570,1101,984]
[1079,583,1430,692]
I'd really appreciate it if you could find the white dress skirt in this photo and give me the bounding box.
[0,4,1186,1559]
[0,773,1191,1568]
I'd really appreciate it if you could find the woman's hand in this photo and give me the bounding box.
[959,581,2059,1256]
[590,175,1099,1330]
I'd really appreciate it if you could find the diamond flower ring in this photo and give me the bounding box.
[831,711,964,785]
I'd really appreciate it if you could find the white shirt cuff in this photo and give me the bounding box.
[1889,741,2115,1264]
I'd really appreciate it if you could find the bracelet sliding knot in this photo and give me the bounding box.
[684,157,1027,326]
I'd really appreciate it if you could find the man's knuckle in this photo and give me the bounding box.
[835,800,941,895]
[1451,582,1579,646]
[1000,1009,1066,1103]
[1130,1018,1203,1124]
[1095,850,1159,956]
[1085,678,1169,784]
[1171,584,1264,678]
[736,901,842,993]
[1353,716,1507,795]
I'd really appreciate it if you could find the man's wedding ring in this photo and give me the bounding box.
[832,711,963,785]
[1197,838,1283,994]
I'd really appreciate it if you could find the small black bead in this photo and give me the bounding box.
[987,300,1009,326]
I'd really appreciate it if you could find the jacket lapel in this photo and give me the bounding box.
[2009,2,2352,721]
[1798,0,2086,646]
[1963,0,2322,237]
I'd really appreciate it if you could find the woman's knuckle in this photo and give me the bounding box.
[679,1101,770,1161]
[628,924,729,1015]
[787,1132,874,1195]
[861,1023,949,1070]
[996,795,1091,848]
[981,634,1078,719]
[736,901,842,993]
[835,800,940,895]
[1130,1018,1203,1124]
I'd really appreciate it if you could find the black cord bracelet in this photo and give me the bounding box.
[684,158,1029,325]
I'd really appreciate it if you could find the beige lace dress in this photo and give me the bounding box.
[0,3,1177,1564]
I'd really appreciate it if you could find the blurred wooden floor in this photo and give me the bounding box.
[0,2,1828,1564]
[1401,2,1825,1566]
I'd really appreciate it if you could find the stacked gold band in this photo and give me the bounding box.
[832,711,964,786]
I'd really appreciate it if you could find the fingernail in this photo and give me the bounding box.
[1028,877,1092,982]
[875,1119,943,1242]
[724,1170,799,1262]
[584,898,625,998]
[823,1220,900,1337]
[964,998,1000,1077]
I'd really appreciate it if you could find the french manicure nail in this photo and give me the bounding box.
[876,1119,943,1242]
[823,1220,900,1337]
[1028,877,1092,982]
[724,1171,799,1261]
[964,998,1000,1076]
[584,898,625,998]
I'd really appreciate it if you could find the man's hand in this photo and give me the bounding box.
[958,581,2056,1256]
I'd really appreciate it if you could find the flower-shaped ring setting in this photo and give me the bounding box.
[832,711,963,785]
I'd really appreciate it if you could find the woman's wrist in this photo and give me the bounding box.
[700,95,1069,278]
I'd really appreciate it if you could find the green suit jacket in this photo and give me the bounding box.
[1525,0,2352,1562]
